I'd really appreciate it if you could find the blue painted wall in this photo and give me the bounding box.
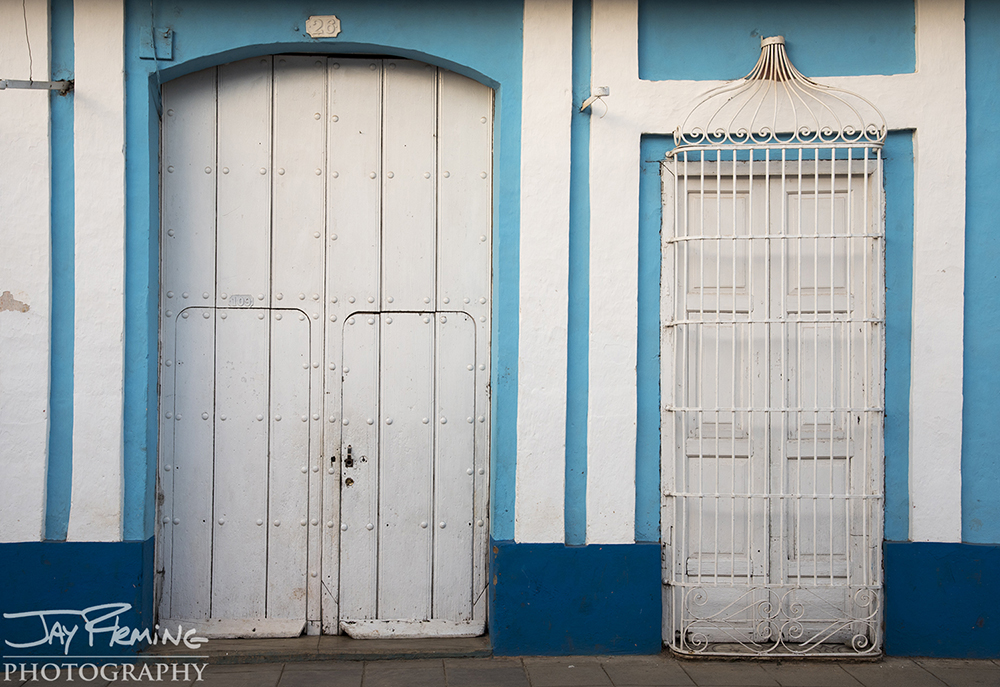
[963,0,1000,546]
[489,540,662,655]
[120,0,524,541]
[885,542,1000,658]
[0,539,154,661]
[637,0,915,81]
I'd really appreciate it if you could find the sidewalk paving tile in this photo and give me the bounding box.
[443,657,529,687]
[362,659,445,687]
[522,657,613,686]
[202,663,284,675]
[278,660,363,687]
[841,658,947,687]
[197,665,283,687]
[599,655,696,686]
[757,662,863,687]
[676,662,780,686]
[913,658,1000,687]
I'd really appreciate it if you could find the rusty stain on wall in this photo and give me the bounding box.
[0,291,29,313]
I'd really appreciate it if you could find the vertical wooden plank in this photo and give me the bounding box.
[339,313,380,621]
[381,60,437,311]
[436,70,493,311]
[212,309,269,618]
[327,58,382,312]
[325,58,382,631]
[162,70,218,314]
[432,313,477,620]
[217,57,272,307]
[266,311,311,619]
[159,68,217,617]
[378,314,434,619]
[437,69,493,623]
[272,55,328,627]
[168,309,216,620]
[272,56,327,308]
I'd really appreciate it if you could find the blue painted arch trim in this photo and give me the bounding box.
[123,0,524,541]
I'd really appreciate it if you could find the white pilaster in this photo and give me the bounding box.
[68,0,126,541]
[515,0,574,542]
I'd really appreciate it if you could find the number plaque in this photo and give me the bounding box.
[306,15,341,38]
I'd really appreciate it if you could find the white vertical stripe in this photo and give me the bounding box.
[68,0,125,542]
[516,0,573,543]
[0,0,51,543]
[906,0,965,543]
[586,0,640,544]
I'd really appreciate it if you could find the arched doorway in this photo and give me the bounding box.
[157,55,492,638]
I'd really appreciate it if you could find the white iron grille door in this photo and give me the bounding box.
[661,146,884,656]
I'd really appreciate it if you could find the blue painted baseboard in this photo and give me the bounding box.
[0,538,154,661]
[489,540,662,655]
[884,541,1000,658]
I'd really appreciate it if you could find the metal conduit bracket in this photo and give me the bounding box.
[580,85,610,113]
[0,79,74,95]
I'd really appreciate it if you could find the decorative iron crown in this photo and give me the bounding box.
[673,36,887,150]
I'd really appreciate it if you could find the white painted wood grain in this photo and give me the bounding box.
[158,68,217,620]
[212,310,269,618]
[377,314,435,619]
[516,0,573,544]
[69,0,125,542]
[0,0,50,542]
[167,309,215,620]
[158,57,491,636]
[339,311,381,622]
[271,56,328,623]
[326,59,382,314]
[216,57,272,306]
[266,311,310,620]
[323,58,383,633]
[433,313,477,620]
[436,70,493,625]
[382,60,437,311]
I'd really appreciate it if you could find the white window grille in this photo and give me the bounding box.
[660,37,886,657]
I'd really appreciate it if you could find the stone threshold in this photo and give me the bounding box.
[140,634,492,664]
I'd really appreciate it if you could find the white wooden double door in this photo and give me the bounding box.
[157,56,492,638]
[662,157,884,649]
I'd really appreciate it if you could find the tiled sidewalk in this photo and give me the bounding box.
[16,655,995,687]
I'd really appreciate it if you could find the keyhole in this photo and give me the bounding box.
[345,478,355,487]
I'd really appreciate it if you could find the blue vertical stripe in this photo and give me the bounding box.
[565,0,591,546]
[45,0,75,542]
[961,0,1000,545]
[883,131,913,542]
[635,136,670,542]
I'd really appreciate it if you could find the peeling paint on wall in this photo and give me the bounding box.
[0,290,29,313]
